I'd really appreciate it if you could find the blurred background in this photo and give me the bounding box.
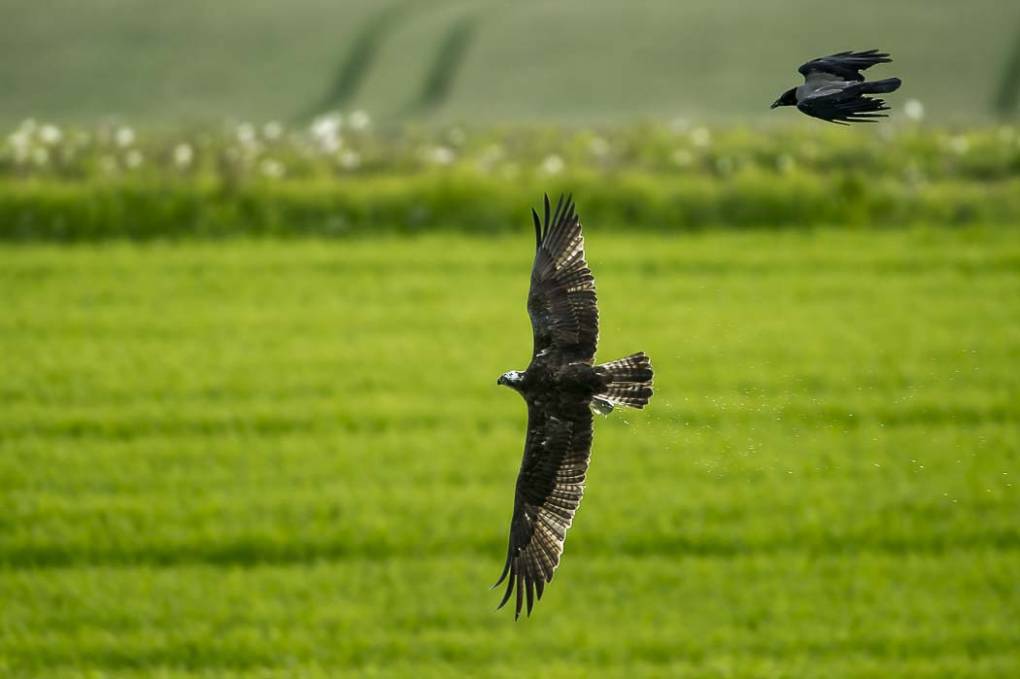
[1,0,1020,124]
[1,2,1018,677]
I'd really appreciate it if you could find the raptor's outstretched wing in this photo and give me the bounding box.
[527,195,598,366]
[494,403,593,619]
[798,49,892,82]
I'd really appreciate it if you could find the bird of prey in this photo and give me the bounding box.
[494,195,654,619]
[771,50,902,124]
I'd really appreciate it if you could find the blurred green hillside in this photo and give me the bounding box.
[2,0,1019,125]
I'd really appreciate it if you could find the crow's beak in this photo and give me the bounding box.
[770,100,780,109]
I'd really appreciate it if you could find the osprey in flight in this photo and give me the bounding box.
[494,195,654,619]
[771,50,902,124]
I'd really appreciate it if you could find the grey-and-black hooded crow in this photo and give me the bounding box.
[771,50,902,124]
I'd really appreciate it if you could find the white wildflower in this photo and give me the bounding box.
[39,124,62,145]
[348,110,371,132]
[339,150,361,170]
[173,143,194,168]
[690,127,711,148]
[125,149,144,168]
[311,113,342,152]
[263,121,283,141]
[540,154,565,175]
[312,112,341,136]
[903,99,924,122]
[260,158,285,178]
[7,130,31,162]
[115,126,135,147]
[236,122,257,146]
[425,145,456,166]
[7,129,29,148]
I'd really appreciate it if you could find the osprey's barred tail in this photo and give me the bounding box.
[593,352,654,411]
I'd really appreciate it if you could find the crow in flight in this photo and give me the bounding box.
[771,50,902,124]
[494,195,654,619]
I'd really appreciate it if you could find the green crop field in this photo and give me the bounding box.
[2,0,1019,124]
[1,228,1018,677]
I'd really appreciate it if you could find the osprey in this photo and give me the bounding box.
[771,49,902,124]
[494,195,654,619]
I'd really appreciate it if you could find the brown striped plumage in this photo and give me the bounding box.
[494,195,654,619]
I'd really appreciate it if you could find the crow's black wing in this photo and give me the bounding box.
[494,402,593,619]
[798,95,890,125]
[798,50,892,82]
[527,194,598,366]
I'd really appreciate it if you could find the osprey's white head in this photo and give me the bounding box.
[497,370,525,390]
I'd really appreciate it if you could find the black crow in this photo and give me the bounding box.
[771,50,902,124]
[494,195,654,619]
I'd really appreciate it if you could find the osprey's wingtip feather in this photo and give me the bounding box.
[543,194,551,238]
[492,550,512,589]
[496,567,515,609]
[551,194,565,233]
[514,572,524,620]
[563,193,575,225]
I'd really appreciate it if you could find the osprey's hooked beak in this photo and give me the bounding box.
[497,371,524,389]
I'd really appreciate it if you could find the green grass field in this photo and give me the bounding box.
[1,228,1018,676]
[2,0,1019,124]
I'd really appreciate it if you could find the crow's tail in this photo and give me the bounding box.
[861,77,901,94]
[593,352,653,412]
